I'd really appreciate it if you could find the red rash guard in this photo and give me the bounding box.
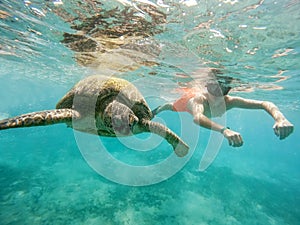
[172,89,197,113]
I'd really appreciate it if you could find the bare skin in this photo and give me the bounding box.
[152,89,294,147]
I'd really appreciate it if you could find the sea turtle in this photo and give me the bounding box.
[0,76,189,157]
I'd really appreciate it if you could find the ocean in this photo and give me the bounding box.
[0,0,299,224]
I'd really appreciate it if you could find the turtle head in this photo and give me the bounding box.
[103,101,139,136]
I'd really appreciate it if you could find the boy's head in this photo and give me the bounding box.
[205,68,233,96]
[206,81,232,97]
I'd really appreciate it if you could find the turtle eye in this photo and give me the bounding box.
[128,114,138,129]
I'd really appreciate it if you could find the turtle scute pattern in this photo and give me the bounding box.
[56,76,152,120]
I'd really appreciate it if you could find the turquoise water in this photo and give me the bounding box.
[0,0,299,224]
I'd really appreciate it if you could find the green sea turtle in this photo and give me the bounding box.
[0,76,189,157]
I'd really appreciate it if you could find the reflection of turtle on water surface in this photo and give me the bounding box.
[54,3,166,72]
[0,76,189,157]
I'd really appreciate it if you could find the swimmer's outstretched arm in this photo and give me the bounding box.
[190,99,243,147]
[153,99,244,147]
[193,113,243,147]
[225,96,294,139]
[152,103,173,115]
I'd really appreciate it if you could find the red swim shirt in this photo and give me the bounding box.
[172,88,197,112]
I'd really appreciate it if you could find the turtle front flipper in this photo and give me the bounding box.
[139,119,189,157]
[0,109,80,130]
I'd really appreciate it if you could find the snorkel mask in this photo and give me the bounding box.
[206,82,231,97]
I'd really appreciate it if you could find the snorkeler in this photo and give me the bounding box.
[152,77,294,147]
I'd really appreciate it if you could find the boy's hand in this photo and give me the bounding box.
[273,119,294,140]
[223,129,243,147]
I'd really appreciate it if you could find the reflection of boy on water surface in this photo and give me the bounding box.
[152,71,294,147]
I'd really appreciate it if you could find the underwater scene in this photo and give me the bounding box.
[0,0,299,224]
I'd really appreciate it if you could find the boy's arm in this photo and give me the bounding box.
[193,113,243,147]
[191,98,243,147]
[152,103,173,116]
[226,96,294,139]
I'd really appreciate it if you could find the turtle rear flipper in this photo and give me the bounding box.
[0,109,80,130]
[140,119,189,157]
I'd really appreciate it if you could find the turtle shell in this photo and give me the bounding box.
[56,76,153,121]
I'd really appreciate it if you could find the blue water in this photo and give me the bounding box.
[0,0,300,224]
